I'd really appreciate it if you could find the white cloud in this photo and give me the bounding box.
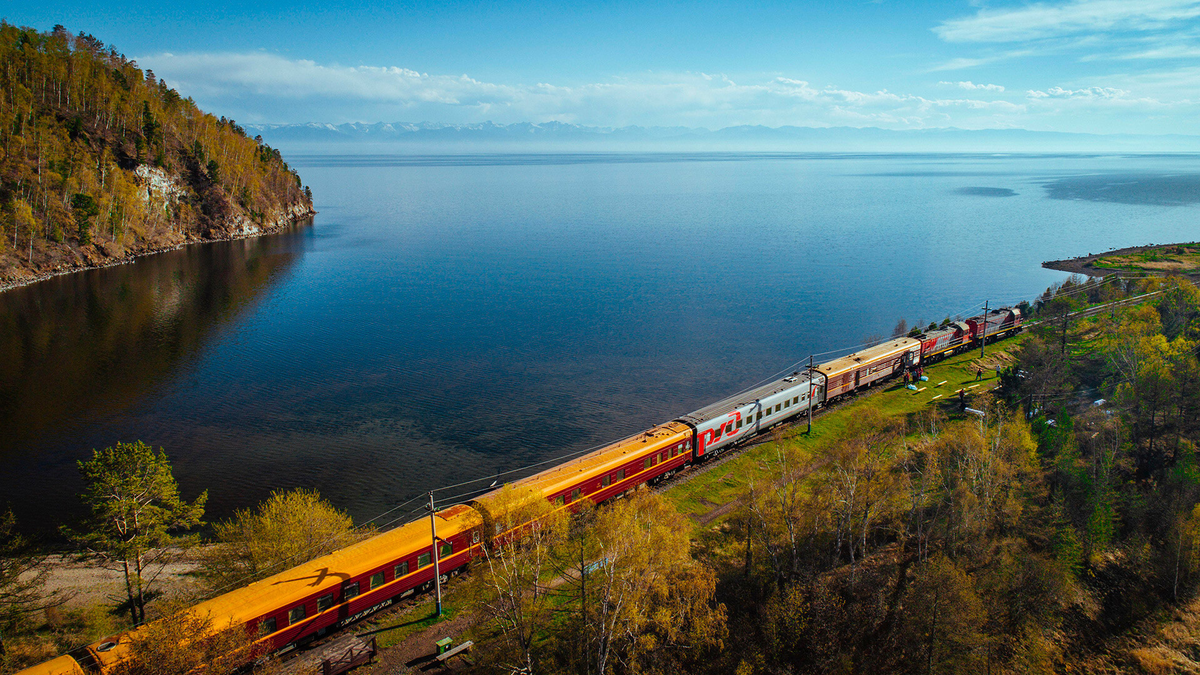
[927,50,1034,72]
[1119,44,1200,59]
[141,51,1029,129]
[940,81,1006,92]
[935,0,1200,43]
[1026,86,1129,98]
[138,51,1200,133]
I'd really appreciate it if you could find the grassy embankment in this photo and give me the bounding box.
[665,335,1027,528]
[1092,244,1200,275]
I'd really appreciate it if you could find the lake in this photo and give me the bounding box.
[3,152,1199,535]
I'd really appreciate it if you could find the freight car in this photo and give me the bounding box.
[17,305,1022,675]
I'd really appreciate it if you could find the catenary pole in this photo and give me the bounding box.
[807,355,814,434]
[429,491,442,617]
[980,300,989,359]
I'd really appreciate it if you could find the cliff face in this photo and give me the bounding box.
[0,23,315,289]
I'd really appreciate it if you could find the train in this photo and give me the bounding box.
[18,307,1022,675]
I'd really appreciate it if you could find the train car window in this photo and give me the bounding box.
[619,468,626,480]
[289,605,306,624]
[784,400,790,408]
[571,488,581,501]
[418,551,432,567]
[370,572,385,589]
[317,594,334,612]
[775,404,782,412]
[555,495,564,505]
[794,396,800,404]
[260,616,277,635]
[644,457,652,470]
[756,412,762,421]
[765,408,772,417]
[343,581,359,599]
[440,542,453,558]
[395,561,409,578]
[602,474,611,487]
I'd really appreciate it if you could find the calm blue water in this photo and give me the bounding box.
[3,152,1199,535]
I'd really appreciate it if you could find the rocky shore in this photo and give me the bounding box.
[0,201,316,294]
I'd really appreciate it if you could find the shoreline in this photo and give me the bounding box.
[0,208,316,295]
[1042,242,1191,278]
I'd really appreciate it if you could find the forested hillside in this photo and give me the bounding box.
[0,23,313,287]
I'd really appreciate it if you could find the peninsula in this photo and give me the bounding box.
[1044,242,1200,279]
[0,23,315,291]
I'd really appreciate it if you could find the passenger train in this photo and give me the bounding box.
[19,307,1022,675]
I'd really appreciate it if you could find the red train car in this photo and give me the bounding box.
[965,307,1023,343]
[917,321,971,361]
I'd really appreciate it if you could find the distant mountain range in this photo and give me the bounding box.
[244,121,1200,153]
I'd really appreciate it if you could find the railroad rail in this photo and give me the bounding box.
[1025,290,1162,328]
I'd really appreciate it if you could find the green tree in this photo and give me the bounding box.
[67,441,206,625]
[199,489,358,591]
[0,510,63,662]
[71,193,99,244]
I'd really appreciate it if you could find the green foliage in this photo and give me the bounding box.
[0,23,312,269]
[72,192,99,244]
[0,510,61,662]
[199,488,358,591]
[66,440,206,625]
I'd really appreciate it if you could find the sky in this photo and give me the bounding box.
[10,0,1200,134]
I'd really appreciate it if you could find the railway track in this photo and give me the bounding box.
[1025,290,1162,328]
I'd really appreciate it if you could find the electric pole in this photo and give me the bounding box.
[980,300,989,359]
[429,491,442,617]
[807,355,814,434]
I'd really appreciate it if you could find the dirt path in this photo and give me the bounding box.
[358,611,476,674]
[31,551,203,609]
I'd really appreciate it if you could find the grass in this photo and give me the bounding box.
[664,334,1028,527]
[1092,243,1200,274]
[358,595,466,649]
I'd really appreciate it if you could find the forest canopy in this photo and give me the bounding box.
[0,22,313,284]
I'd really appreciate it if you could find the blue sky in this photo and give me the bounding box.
[11,0,1200,133]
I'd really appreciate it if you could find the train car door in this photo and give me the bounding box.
[854,370,861,388]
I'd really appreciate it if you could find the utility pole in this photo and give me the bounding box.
[429,492,442,617]
[980,300,989,359]
[807,355,814,434]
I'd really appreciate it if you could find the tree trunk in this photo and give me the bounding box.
[122,559,138,626]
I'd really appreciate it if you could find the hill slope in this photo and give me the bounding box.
[0,23,315,288]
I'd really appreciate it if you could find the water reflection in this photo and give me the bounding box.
[0,221,311,462]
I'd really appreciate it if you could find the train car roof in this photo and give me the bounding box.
[14,655,85,675]
[967,308,1017,326]
[476,421,692,503]
[918,322,970,339]
[89,505,480,670]
[677,371,818,425]
[817,338,920,378]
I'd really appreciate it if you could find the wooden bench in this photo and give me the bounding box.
[434,640,474,662]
